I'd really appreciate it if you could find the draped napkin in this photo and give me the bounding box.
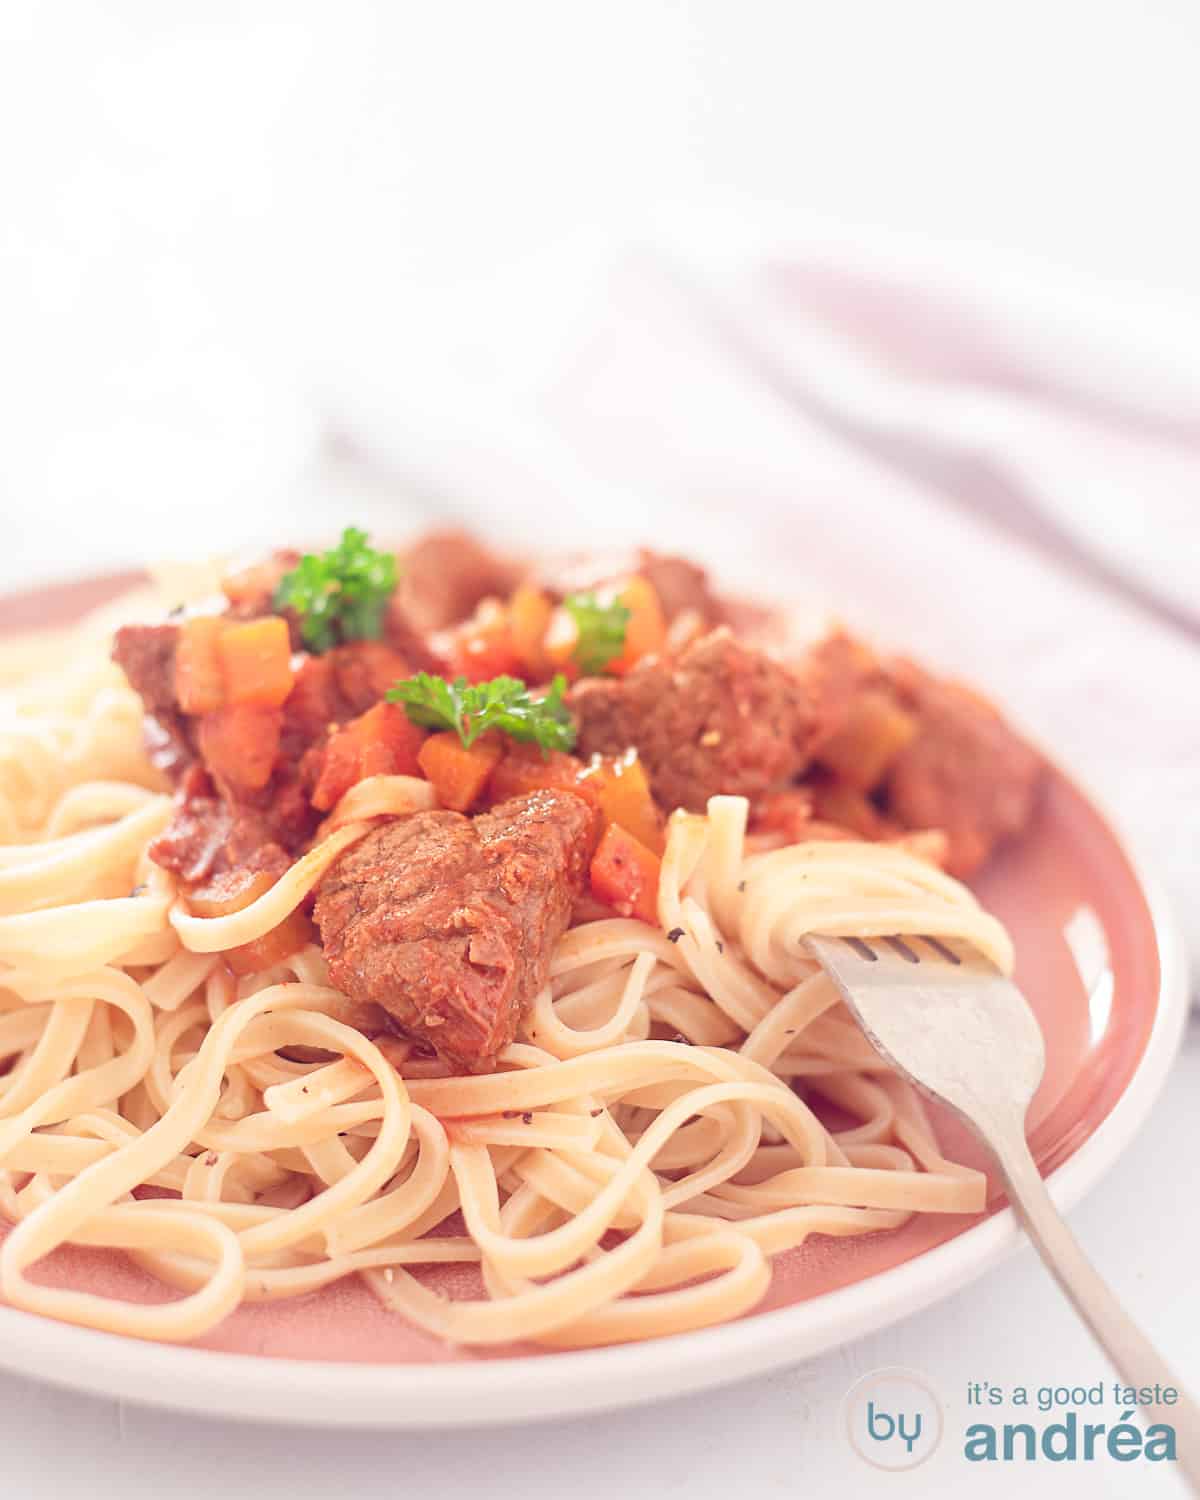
[330,242,1200,984]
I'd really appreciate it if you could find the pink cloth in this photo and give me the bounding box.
[343,247,1200,978]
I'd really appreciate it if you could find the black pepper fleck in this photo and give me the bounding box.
[666,927,685,943]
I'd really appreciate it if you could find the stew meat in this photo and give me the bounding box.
[569,627,821,811]
[884,660,1042,878]
[111,529,1044,1071]
[315,790,599,1070]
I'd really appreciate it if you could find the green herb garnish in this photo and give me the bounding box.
[388,672,576,753]
[563,591,630,675]
[273,527,397,653]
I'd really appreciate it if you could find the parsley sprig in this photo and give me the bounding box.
[273,527,398,653]
[563,591,630,675]
[388,672,576,753]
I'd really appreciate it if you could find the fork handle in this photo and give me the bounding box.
[991,1126,1200,1491]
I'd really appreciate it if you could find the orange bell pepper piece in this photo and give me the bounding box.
[418,730,504,812]
[609,576,666,675]
[489,743,589,804]
[218,617,295,708]
[508,583,554,681]
[310,702,427,811]
[578,749,664,853]
[175,617,226,715]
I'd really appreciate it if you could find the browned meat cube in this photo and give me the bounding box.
[569,627,819,812]
[885,660,1043,877]
[112,621,195,775]
[633,550,725,626]
[393,530,520,634]
[112,622,180,723]
[314,789,599,1070]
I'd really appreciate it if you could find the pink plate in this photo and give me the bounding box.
[0,572,1187,1427]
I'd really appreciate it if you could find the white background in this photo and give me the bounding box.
[3,0,1200,573]
[1,2,1198,1494]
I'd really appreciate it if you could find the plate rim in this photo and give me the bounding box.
[0,774,1185,1429]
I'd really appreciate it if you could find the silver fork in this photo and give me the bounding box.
[806,932,1200,1489]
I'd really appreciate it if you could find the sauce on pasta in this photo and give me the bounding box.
[0,530,1037,1347]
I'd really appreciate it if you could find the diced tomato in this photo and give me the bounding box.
[418,730,504,812]
[609,575,666,675]
[225,907,314,976]
[310,702,428,812]
[175,617,226,715]
[373,703,429,774]
[578,749,664,854]
[312,733,381,814]
[508,583,554,681]
[451,629,523,683]
[489,743,589,804]
[589,823,661,925]
[218,616,294,708]
[197,705,282,792]
[490,745,663,852]
[449,599,523,684]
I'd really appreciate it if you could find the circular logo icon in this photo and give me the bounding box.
[843,1366,944,1471]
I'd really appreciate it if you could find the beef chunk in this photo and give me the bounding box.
[634,550,724,625]
[569,627,819,812]
[314,790,599,1070]
[111,622,194,775]
[112,622,179,719]
[280,640,418,780]
[149,765,293,888]
[799,630,883,753]
[393,530,519,635]
[884,660,1042,877]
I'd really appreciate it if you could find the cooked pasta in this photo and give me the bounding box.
[0,538,1031,1349]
